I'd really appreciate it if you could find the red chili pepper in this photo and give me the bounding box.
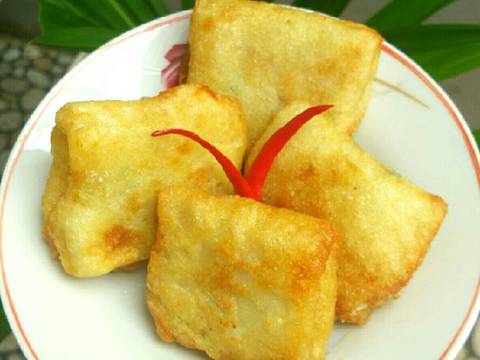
[152,105,333,201]
[151,129,256,199]
[246,105,333,200]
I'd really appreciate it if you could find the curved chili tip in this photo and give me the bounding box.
[246,105,333,201]
[152,129,257,200]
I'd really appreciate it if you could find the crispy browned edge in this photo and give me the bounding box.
[336,194,448,324]
[146,189,339,352]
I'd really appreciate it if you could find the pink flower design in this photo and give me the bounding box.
[161,43,188,89]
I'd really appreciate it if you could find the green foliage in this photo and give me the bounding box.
[36,0,172,50]
[474,130,480,148]
[386,25,480,80]
[35,27,118,50]
[364,0,480,80]
[292,0,350,16]
[0,302,10,342]
[181,0,195,8]
[366,0,457,33]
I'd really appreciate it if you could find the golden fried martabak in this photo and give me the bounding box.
[187,0,382,144]
[246,102,447,324]
[42,84,247,277]
[147,187,337,360]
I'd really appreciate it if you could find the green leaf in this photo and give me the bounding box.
[367,0,456,33]
[38,1,101,31]
[39,0,130,31]
[37,0,172,51]
[102,0,137,28]
[122,0,155,24]
[410,44,480,80]
[386,25,480,80]
[0,302,10,342]
[386,24,480,51]
[474,129,480,147]
[122,0,158,23]
[181,0,195,9]
[75,2,128,30]
[38,0,109,30]
[35,27,119,51]
[292,0,351,17]
[147,0,169,16]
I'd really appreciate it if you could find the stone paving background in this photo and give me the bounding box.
[0,33,76,360]
[0,34,74,172]
[0,28,479,360]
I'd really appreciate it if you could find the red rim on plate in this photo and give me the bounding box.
[0,10,479,360]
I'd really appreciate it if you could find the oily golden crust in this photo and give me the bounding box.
[147,187,337,359]
[42,84,248,277]
[187,0,382,144]
[247,102,448,324]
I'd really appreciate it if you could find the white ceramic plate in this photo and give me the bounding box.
[1,10,479,360]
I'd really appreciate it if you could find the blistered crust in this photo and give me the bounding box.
[147,187,337,359]
[187,0,383,144]
[247,102,448,324]
[42,84,248,277]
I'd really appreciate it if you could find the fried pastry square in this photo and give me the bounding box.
[42,84,247,277]
[187,0,383,144]
[247,102,448,324]
[147,187,337,360]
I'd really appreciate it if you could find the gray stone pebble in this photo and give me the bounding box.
[456,347,467,360]
[0,63,11,77]
[7,353,26,360]
[0,334,18,352]
[33,57,53,71]
[0,99,8,112]
[2,93,17,110]
[47,48,59,58]
[3,48,21,62]
[9,130,21,147]
[14,59,28,68]
[0,111,22,131]
[51,64,65,76]
[24,44,42,60]
[21,89,45,112]
[472,321,480,356]
[26,69,50,88]
[9,38,23,48]
[12,68,25,78]
[1,78,28,94]
[0,133,9,150]
[57,53,74,65]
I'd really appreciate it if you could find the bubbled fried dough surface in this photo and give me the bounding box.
[187,0,382,144]
[246,102,447,324]
[147,187,337,360]
[42,84,248,277]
